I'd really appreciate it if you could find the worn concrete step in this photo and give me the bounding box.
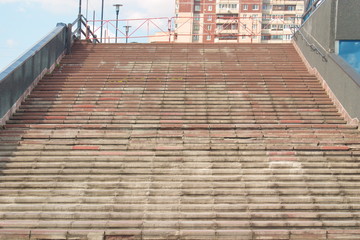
[0,42,360,239]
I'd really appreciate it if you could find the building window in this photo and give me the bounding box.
[193,24,200,31]
[271,35,283,40]
[219,34,237,40]
[243,4,248,10]
[194,5,200,11]
[271,24,284,31]
[194,14,200,21]
[253,4,259,10]
[207,35,212,41]
[193,35,199,41]
[284,35,292,40]
[273,5,285,11]
[207,25,211,30]
[207,15,212,21]
[285,5,296,11]
[272,14,284,20]
[208,6,213,11]
[218,4,238,9]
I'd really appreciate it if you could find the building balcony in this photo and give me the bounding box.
[216,18,239,24]
[215,29,239,34]
[217,9,239,14]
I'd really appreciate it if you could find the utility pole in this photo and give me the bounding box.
[113,4,123,43]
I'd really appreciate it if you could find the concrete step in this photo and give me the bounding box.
[0,42,359,239]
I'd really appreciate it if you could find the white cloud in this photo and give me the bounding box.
[0,0,174,17]
[6,39,16,48]
[87,0,174,19]
[83,0,174,42]
[1,0,175,42]
[344,53,360,73]
[0,0,77,14]
[17,7,26,13]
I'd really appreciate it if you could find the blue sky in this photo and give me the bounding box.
[339,41,360,74]
[0,0,175,71]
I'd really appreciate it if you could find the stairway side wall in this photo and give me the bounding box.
[293,0,360,123]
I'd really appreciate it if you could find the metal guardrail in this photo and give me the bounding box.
[85,16,302,43]
[71,15,100,44]
[0,23,69,124]
[0,15,98,125]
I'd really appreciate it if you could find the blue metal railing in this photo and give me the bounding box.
[303,0,324,21]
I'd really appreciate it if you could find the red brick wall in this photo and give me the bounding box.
[240,0,262,13]
[179,0,192,12]
[202,0,216,43]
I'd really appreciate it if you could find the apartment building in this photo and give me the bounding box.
[173,0,304,43]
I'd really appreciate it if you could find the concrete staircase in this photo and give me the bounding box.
[0,42,360,240]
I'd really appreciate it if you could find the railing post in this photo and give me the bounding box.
[86,25,90,41]
[67,23,73,54]
[77,14,82,38]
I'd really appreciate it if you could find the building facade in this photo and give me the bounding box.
[173,0,304,43]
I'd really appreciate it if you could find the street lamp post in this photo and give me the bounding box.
[100,0,105,43]
[78,0,82,16]
[113,4,123,43]
[124,25,131,43]
[78,0,82,38]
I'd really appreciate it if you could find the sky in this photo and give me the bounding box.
[339,41,360,74]
[0,0,175,71]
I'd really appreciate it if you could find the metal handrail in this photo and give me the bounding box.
[71,15,100,43]
[295,29,327,62]
[292,0,328,62]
